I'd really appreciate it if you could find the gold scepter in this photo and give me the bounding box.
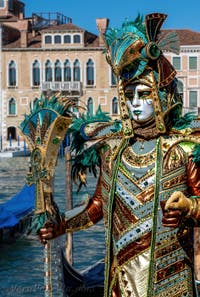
[20,94,72,297]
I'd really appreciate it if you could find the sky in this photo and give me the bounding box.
[23,0,200,35]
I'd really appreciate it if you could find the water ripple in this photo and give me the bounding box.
[0,157,105,296]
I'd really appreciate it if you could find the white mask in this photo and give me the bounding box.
[125,84,154,123]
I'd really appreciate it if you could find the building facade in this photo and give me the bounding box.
[0,0,200,150]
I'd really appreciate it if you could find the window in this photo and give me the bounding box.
[112,97,118,114]
[45,35,52,44]
[7,126,16,141]
[54,35,61,44]
[73,59,80,81]
[189,56,197,70]
[177,79,183,100]
[64,60,71,81]
[86,59,94,85]
[189,91,197,108]
[87,97,93,115]
[172,57,181,70]
[8,0,13,10]
[8,98,16,115]
[32,60,40,86]
[64,35,71,43]
[54,60,62,81]
[8,60,16,86]
[0,0,5,8]
[73,34,81,43]
[45,60,52,82]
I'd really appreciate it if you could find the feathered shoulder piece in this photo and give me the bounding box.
[68,106,122,191]
[68,105,122,153]
[170,112,200,138]
[172,112,197,131]
[169,112,200,165]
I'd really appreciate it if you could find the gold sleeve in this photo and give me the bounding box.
[187,157,200,221]
[65,169,103,232]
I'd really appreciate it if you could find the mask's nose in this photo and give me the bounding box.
[132,95,140,107]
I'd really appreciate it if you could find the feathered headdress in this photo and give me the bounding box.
[103,13,181,137]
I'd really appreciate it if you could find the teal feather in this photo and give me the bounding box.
[172,112,197,130]
[104,14,147,47]
[68,106,112,191]
[68,105,111,154]
[27,211,58,234]
[158,31,180,55]
[20,95,68,131]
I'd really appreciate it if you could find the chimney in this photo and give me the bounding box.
[96,18,109,47]
[19,12,24,20]
[32,30,36,38]
[20,30,27,48]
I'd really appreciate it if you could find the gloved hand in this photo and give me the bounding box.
[38,219,66,244]
[161,191,194,228]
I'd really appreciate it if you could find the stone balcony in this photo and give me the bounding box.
[41,81,82,95]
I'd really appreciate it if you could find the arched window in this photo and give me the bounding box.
[64,60,71,81]
[112,97,118,114]
[73,59,80,81]
[0,0,5,8]
[7,126,17,141]
[45,35,52,44]
[73,34,81,43]
[8,98,16,115]
[64,35,71,43]
[45,60,52,82]
[8,0,13,10]
[54,60,62,82]
[54,35,61,44]
[87,97,93,115]
[32,60,40,86]
[177,79,184,101]
[86,59,94,86]
[8,60,16,86]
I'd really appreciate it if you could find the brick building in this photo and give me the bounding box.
[0,0,200,150]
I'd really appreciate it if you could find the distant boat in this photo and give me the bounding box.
[0,151,13,158]
[0,149,30,158]
[0,184,34,243]
[12,149,30,157]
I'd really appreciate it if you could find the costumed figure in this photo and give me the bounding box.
[39,13,200,297]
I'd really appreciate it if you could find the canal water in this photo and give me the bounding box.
[0,157,105,297]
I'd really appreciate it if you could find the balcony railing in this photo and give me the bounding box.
[182,106,198,115]
[41,81,81,94]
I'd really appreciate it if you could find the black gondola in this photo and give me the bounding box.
[61,249,104,297]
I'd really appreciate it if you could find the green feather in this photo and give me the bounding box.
[192,144,200,164]
[172,112,197,130]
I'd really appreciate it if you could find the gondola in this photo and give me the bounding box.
[61,248,104,297]
[0,184,34,243]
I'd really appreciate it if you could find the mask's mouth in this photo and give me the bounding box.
[133,110,142,115]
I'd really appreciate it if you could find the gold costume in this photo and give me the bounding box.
[39,12,200,297]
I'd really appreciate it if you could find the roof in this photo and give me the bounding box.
[40,23,85,32]
[2,22,200,49]
[161,29,200,46]
[3,21,100,49]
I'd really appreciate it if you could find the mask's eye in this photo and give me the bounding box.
[146,99,153,105]
[138,91,151,99]
[125,91,134,100]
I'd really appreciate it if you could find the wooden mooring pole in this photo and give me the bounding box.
[65,143,73,264]
[194,227,200,281]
